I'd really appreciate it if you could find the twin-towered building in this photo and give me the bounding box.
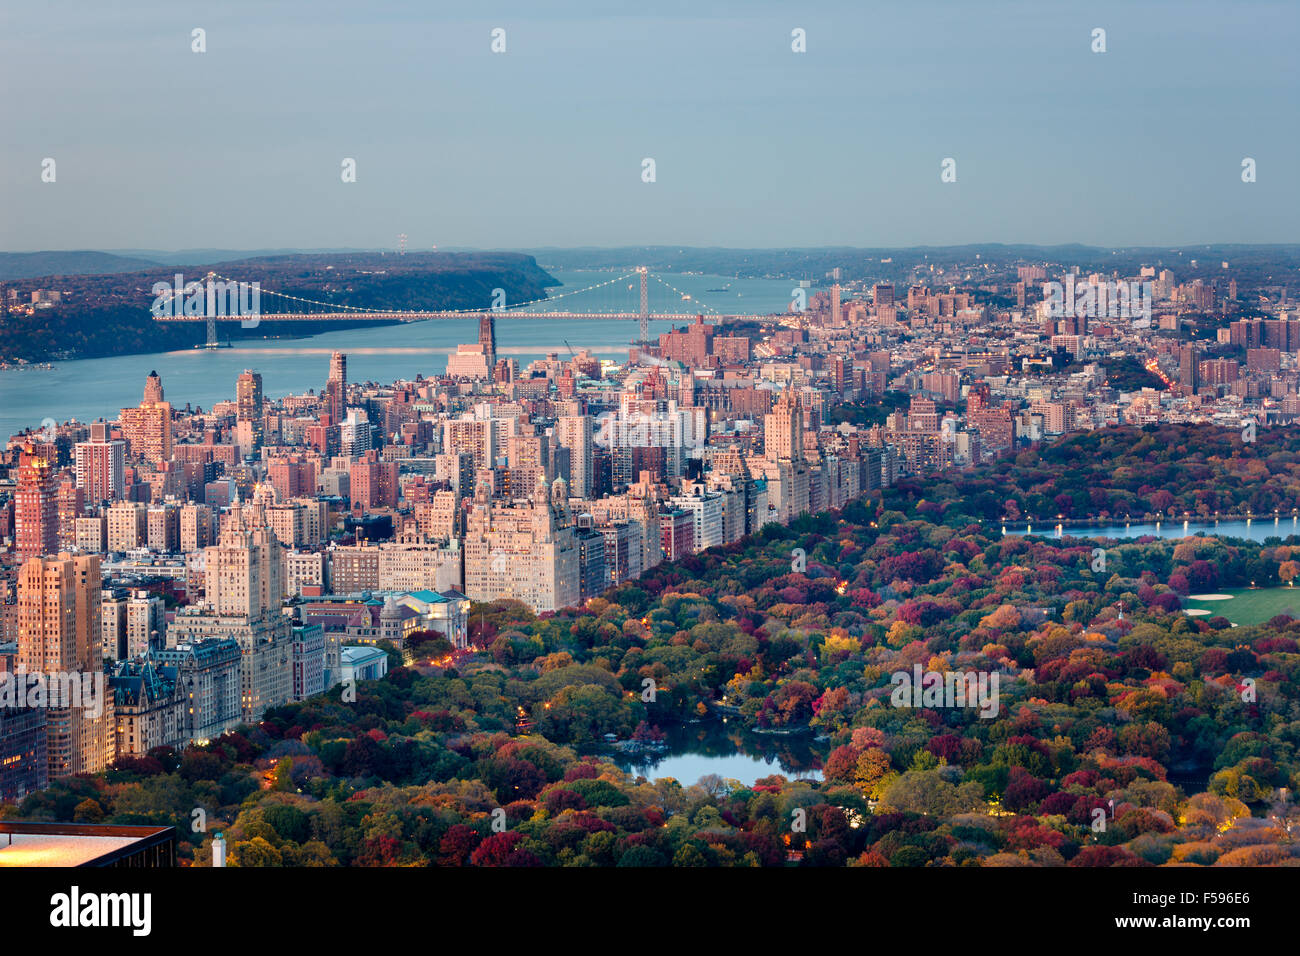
[463,475,581,613]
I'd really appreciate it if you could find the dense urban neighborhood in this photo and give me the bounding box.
[3,246,1300,868]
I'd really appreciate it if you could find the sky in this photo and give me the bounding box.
[1,0,1296,252]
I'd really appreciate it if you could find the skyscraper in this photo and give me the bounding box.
[16,554,112,777]
[180,503,214,552]
[205,500,283,618]
[56,478,84,553]
[236,369,265,450]
[74,421,126,503]
[329,350,347,384]
[557,415,594,498]
[326,352,347,423]
[142,370,164,404]
[106,500,147,552]
[765,389,805,462]
[120,371,173,465]
[1179,343,1199,393]
[14,445,59,560]
[349,451,399,511]
[172,499,292,723]
[463,477,580,613]
[236,370,263,422]
[478,314,497,370]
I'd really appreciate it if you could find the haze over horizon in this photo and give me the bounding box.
[2,0,1296,253]
[8,240,1300,260]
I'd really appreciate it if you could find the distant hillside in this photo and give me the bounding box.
[526,243,1300,284]
[112,248,377,266]
[0,251,558,362]
[0,250,161,281]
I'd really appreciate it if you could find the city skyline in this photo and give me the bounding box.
[2,0,1299,898]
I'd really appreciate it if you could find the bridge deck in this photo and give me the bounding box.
[154,312,771,322]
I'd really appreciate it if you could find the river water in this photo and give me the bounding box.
[0,271,800,439]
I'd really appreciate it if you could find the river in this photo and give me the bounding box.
[0,271,800,439]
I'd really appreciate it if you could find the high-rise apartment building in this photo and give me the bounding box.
[74,421,126,503]
[463,478,580,613]
[119,371,173,466]
[1179,344,1199,392]
[16,554,113,777]
[14,446,59,560]
[106,500,147,552]
[56,478,84,554]
[479,314,497,370]
[236,370,265,449]
[325,351,347,423]
[0,705,48,802]
[101,588,166,662]
[179,503,214,553]
[268,457,316,501]
[205,501,283,618]
[147,503,180,553]
[350,451,399,511]
[765,389,805,462]
[75,516,107,554]
[174,500,292,723]
[445,418,497,474]
[556,415,594,498]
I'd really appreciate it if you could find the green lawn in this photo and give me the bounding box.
[1184,587,1300,626]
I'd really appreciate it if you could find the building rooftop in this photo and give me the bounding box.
[0,822,176,867]
[341,645,388,665]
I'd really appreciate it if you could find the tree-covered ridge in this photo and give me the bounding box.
[0,251,557,361]
[7,424,1300,866]
[886,424,1300,523]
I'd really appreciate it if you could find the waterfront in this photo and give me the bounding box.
[0,271,799,439]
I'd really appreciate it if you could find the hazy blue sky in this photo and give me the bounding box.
[2,0,1296,251]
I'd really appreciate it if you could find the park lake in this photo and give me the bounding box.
[608,719,825,788]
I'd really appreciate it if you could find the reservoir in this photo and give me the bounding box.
[609,719,826,787]
[1009,519,1300,546]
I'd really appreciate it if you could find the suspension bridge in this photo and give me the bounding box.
[149,268,776,348]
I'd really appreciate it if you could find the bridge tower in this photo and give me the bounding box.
[637,267,649,346]
[205,316,219,348]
